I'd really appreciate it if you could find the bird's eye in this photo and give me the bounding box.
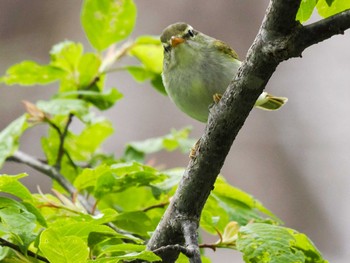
[188,29,195,37]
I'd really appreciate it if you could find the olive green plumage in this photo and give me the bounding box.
[160,23,287,122]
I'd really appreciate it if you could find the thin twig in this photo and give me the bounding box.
[7,150,93,212]
[142,201,169,212]
[55,113,74,169]
[0,238,49,263]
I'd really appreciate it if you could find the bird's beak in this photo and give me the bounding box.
[171,36,185,48]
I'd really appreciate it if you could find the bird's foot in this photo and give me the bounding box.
[213,93,222,104]
[189,139,201,159]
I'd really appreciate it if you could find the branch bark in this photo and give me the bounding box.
[147,1,350,262]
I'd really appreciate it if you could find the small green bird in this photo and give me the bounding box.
[160,22,287,122]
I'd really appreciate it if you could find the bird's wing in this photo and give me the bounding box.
[213,40,239,60]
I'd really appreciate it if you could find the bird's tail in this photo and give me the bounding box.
[255,92,288,111]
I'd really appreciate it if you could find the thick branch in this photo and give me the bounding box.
[147,1,350,262]
[293,9,350,55]
[7,151,93,212]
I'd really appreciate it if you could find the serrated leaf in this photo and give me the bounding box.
[39,228,89,263]
[0,174,32,201]
[0,115,29,168]
[237,223,328,263]
[81,0,137,51]
[296,0,318,22]
[316,0,350,17]
[0,61,64,86]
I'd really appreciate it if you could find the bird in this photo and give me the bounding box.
[160,22,287,122]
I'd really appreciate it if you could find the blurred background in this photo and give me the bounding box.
[1,1,349,262]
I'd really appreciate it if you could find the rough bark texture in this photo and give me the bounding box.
[147,1,350,262]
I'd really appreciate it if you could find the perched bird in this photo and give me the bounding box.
[160,22,287,122]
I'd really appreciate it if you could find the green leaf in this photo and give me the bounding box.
[296,0,318,22]
[124,127,195,162]
[0,197,37,250]
[113,250,161,262]
[92,162,166,198]
[81,0,137,51]
[114,211,153,236]
[50,41,83,72]
[201,177,281,233]
[100,243,146,255]
[316,0,350,17]
[237,223,328,263]
[0,115,29,168]
[126,66,155,82]
[39,228,89,263]
[58,88,123,110]
[65,120,114,161]
[36,98,90,118]
[0,174,32,201]
[0,61,64,86]
[150,73,167,95]
[129,35,163,73]
[77,53,102,88]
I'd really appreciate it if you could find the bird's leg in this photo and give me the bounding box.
[189,138,201,159]
[213,93,222,104]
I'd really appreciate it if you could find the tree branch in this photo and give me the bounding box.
[0,237,49,263]
[55,113,74,169]
[7,150,93,212]
[147,1,350,262]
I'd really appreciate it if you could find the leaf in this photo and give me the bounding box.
[0,174,32,201]
[220,221,239,246]
[0,115,29,168]
[0,197,37,250]
[113,250,161,262]
[81,0,137,51]
[50,41,84,72]
[91,162,166,199]
[114,211,153,236]
[129,35,163,73]
[65,120,114,161]
[77,53,102,88]
[36,98,90,118]
[316,0,350,17]
[296,0,318,22]
[126,66,155,82]
[58,88,123,110]
[0,61,64,86]
[39,228,89,263]
[124,127,195,162]
[209,177,281,226]
[236,223,328,263]
[99,244,146,255]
